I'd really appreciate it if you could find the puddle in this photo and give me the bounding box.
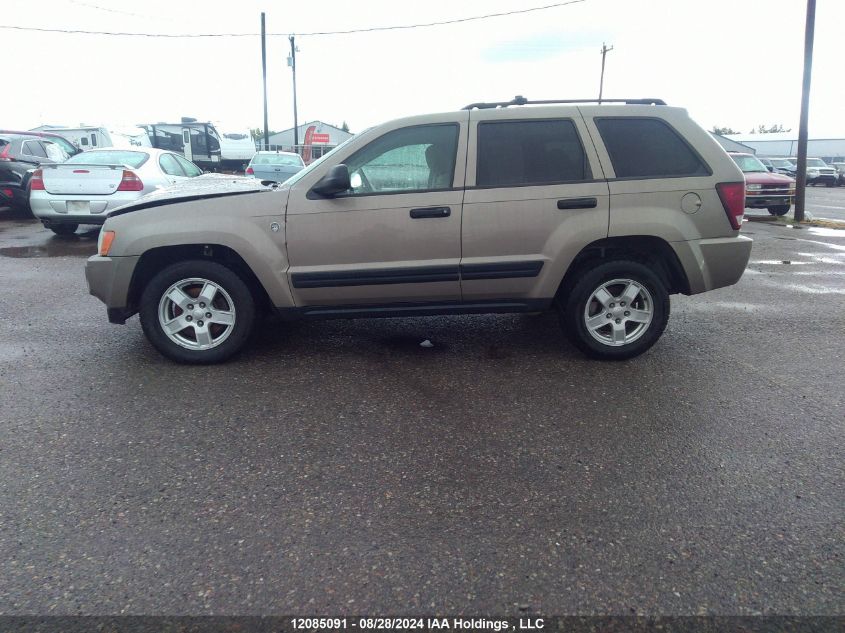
[0,239,97,258]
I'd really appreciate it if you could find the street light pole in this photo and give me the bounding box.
[794,0,816,223]
[288,35,299,150]
[260,13,269,151]
[598,42,613,104]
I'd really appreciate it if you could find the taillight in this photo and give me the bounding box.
[116,170,143,191]
[0,144,11,161]
[716,182,745,230]
[245,166,254,175]
[30,169,45,190]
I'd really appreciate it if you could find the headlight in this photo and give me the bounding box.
[746,184,762,190]
[98,230,116,256]
[808,169,819,175]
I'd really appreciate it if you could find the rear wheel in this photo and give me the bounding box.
[560,260,670,360]
[139,260,256,364]
[767,205,790,216]
[49,223,79,236]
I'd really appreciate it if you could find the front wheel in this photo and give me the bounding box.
[139,260,256,364]
[767,205,790,216]
[560,260,670,360]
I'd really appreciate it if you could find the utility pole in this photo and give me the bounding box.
[288,35,299,150]
[598,42,613,104]
[260,13,269,151]
[794,0,816,223]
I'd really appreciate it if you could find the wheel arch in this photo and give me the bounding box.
[127,244,274,316]
[556,235,691,300]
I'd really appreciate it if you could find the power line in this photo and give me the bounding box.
[0,0,586,38]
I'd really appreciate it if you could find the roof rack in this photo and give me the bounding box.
[461,96,667,110]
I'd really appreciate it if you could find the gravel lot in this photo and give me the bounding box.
[0,209,842,616]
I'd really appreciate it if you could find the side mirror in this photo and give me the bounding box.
[311,164,351,197]
[767,166,774,172]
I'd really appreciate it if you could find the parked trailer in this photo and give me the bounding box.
[31,126,151,151]
[139,121,222,172]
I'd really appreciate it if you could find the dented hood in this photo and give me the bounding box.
[108,174,285,218]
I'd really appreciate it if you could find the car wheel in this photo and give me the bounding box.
[139,260,256,364]
[826,179,835,188]
[49,223,79,236]
[767,205,791,216]
[559,260,670,360]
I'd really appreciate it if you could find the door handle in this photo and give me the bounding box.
[557,197,598,210]
[410,206,451,219]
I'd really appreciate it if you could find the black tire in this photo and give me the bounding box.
[139,260,256,364]
[767,205,790,216]
[49,223,79,236]
[826,179,835,188]
[559,260,670,360]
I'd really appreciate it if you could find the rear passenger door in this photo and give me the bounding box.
[461,108,610,303]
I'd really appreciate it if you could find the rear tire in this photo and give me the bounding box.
[139,260,256,364]
[49,224,79,236]
[559,260,670,360]
[767,205,790,216]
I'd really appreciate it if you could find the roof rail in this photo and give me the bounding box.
[461,96,667,110]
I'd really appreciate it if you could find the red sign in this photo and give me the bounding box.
[311,133,330,144]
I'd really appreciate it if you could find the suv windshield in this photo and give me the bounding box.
[731,155,768,173]
[770,159,793,168]
[66,150,149,168]
[807,158,828,167]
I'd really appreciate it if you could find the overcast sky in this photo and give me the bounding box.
[4,0,844,137]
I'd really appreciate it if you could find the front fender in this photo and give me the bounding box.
[105,189,294,307]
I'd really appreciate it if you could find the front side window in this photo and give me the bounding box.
[43,141,69,162]
[477,119,591,187]
[595,117,709,178]
[344,124,458,195]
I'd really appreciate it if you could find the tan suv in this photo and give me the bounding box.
[85,97,752,364]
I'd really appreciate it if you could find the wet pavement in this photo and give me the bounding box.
[0,207,842,616]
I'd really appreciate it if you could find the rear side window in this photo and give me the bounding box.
[174,155,202,177]
[22,141,48,158]
[159,153,185,176]
[476,119,591,187]
[595,118,709,178]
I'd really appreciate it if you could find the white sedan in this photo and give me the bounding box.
[29,147,203,235]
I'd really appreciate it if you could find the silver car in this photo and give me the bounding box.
[29,147,202,235]
[245,151,305,183]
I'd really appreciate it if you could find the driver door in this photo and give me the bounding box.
[285,114,468,307]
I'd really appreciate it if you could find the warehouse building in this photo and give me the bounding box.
[725,133,845,162]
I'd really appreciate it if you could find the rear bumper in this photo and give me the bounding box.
[672,235,753,295]
[30,192,141,223]
[85,254,140,322]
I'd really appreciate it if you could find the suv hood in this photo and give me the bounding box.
[108,173,286,218]
[743,171,794,185]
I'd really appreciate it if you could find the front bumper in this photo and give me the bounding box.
[85,254,140,323]
[746,194,793,208]
[672,235,753,295]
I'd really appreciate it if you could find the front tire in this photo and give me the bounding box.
[139,260,256,364]
[767,205,790,216]
[560,260,670,360]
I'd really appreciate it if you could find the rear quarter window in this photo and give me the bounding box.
[595,117,710,179]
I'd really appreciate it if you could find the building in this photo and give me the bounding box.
[725,133,845,162]
[710,133,757,154]
[264,121,353,162]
